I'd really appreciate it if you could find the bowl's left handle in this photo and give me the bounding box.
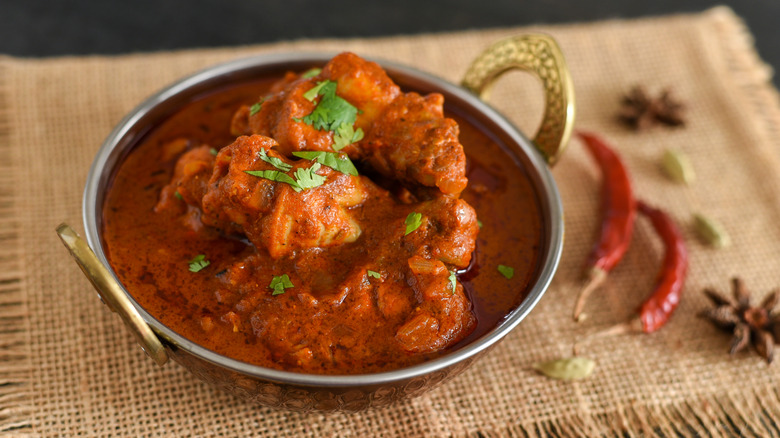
[56,223,169,366]
[461,34,575,166]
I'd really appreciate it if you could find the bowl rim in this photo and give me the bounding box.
[83,51,564,387]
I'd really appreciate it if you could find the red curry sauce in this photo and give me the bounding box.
[102,55,542,374]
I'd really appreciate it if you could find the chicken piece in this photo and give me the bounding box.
[258,170,365,258]
[199,135,280,236]
[230,72,300,137]
[231,53,400,157]
[364,92,468,195]
[241,263,381,370]
[230,52,468,196]
[155,145,215,212]
[402,196,479,268]
[245,77,334,154]
[395,255,475,353]
[166,135,368,258]
[154,145,217,236]
[319,52,401,136]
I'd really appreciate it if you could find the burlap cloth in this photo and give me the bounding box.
[3,5,780,436]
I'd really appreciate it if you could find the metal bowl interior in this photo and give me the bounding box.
[82,52,563,400]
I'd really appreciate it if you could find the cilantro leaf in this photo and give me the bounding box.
[300,68,322,79]
[269,274,294,295]
[245,163,326,193]
[188,254,210,272]
[244,169,300,191]
[303,80,331,102]
[448,270,457,294]
[497,265,515,279]
[405,212,423,236]
[292,151,358,176]
[174,191,183,200]
[314,85,358,130]
[367,270,381,279]
[258,148,292,172]
[249,100,264,116]
[298,80,362,151]
[477,219,483,228]
[209,147,219,156]
[333,124,364,151]
[293,162,326,190]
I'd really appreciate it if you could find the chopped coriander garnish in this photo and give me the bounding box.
[332,124,364,151]
[258,148,292,172]
[245,169,299,187]
[367,270,381,279]
[249,101,263,116]
[298,80,362,150]
[405,212,423,236]
[303,81,330,102]
[269,274,294,295]
[448,270,457,294]
[174,191,183,200]
[477,219,483,228]
[209,147,219,156]
[188,254,210,272]
[497,264,514,279]
[300,68,322,79]
[292,151,358,176]
[293,162,327,190]
[245,162,326,193]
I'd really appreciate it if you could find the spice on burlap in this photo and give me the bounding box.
[701,277,780,363]
[4,6,780,437]
[619,85,686,130]
[534,357,595,380]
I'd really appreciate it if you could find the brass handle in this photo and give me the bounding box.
[462,34,575,166]
[56,223,169,366]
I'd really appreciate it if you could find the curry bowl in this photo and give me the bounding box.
[58,35,573,412]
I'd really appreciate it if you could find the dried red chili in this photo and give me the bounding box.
[573,131,637,321]
[575,200,689,350]
[634,200,689,333]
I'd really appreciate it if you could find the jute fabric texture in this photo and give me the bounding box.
[2,6,780,436]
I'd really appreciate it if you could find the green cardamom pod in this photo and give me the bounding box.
[693,213,730,248]
[533,357,595,380]
[661,148,695,184]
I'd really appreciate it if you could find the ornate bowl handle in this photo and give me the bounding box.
[56,223,169,366]
[462,34,575,166]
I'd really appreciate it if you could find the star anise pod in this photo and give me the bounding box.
[700,277,780,363]
[618,85,686,130]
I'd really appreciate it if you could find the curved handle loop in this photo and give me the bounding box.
[461,34,575,166]
[56,223,168,366]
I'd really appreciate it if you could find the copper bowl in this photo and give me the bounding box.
[57,35,574,412]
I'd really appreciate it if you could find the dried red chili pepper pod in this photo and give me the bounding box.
[573,132,637,321]
[634,200,688,333]
[574,200,689,352]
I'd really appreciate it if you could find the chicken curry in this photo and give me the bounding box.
[102,53,543,374]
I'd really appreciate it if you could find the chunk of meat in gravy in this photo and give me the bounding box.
[155,144,215,211]
[364,92,468,195]
[225,253,474,369]
[230,52,467,195]
[154,144,218,234]
[232,53,400,157]
[243,77,334,154]
[402,196,479,268]
[396,256,475,353]
[319,52,401,135]
[162,135,368,258]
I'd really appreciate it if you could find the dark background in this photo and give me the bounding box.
[4,1,778,85]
